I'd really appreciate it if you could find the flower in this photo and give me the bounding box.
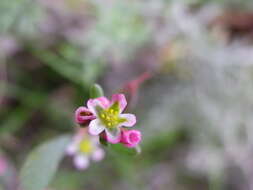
[75,106,96,125]
[87,94,136,144]
[120,129,142,148]
[66,131,105,170]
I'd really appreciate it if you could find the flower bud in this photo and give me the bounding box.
[120,129,142,148]
[75,106,96,126]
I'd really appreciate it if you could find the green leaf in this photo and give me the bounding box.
[19,135,71,190]
[89,84,104,98]
[109,143,141,156]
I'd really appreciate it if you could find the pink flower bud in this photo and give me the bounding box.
[75,106,96,125]
[120,129,142,148]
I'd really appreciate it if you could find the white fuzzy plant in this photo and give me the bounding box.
[138,1,253,189]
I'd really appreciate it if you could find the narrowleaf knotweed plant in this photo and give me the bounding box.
[69,84,142,169]
[19,84,142,190]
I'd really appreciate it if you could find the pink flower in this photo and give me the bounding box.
[86,94,136,144]
[120,130,142,148]
[75,106,96,125]
[66,132,105,170]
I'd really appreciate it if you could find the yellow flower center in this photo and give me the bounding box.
[79,139,93,154]
[98,102,126,129]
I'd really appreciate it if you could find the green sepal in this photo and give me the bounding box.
[99,136,108,146]
[78,124,88,128]
[89,84,104,98]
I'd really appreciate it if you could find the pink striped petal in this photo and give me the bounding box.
[87,97,110,115]
[96,97,111,108]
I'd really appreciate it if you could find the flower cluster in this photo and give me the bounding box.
[75,94,142,148]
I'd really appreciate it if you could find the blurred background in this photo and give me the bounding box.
[1,0,253,189]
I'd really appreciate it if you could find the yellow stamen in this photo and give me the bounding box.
[79,139,92,153]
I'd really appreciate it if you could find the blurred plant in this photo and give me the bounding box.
[0,152,18,190]
[0,156,7,176]
[121,72,152,109]
[83,0,150,63]
[0,0,45,39]
[134,2,253,189]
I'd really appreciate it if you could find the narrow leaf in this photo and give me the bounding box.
[19,135,71,190]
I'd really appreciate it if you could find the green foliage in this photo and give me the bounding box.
[29,45,103,86]
[86,0,150,61]
[0,85,47,135]
[19,135,71,190]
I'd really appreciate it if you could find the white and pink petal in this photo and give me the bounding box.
[120,113,136,127]
[88,119,105,135]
